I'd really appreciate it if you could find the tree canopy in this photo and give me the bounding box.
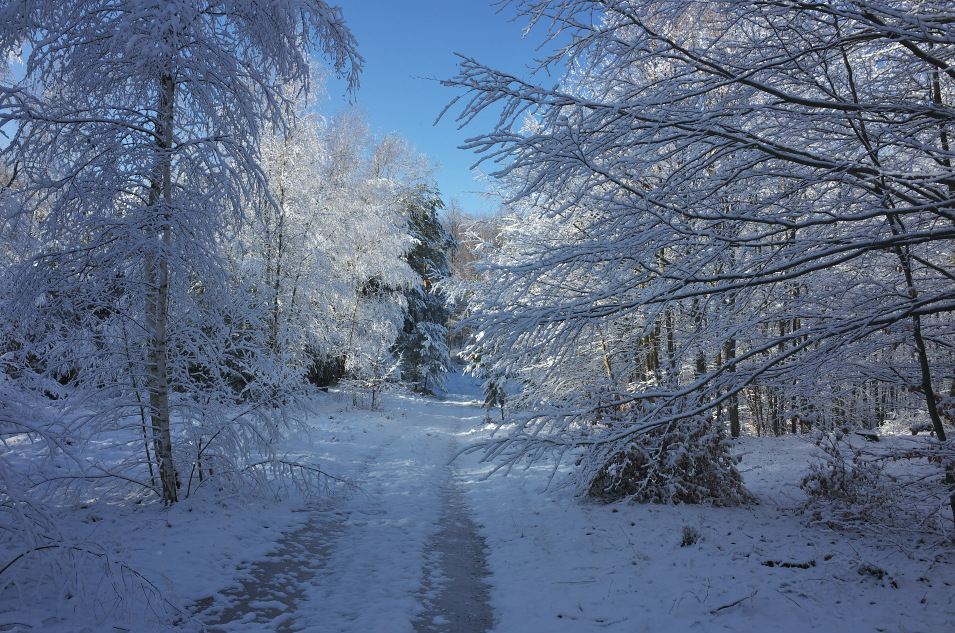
[445,0,955,504]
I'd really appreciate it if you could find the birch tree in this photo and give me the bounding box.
[0,0,360,503]
[0,2,363,620]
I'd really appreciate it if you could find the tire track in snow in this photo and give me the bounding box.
[195,372,493,633]
[413,376,495,633]
[194,506,350,632]
[290,394,488,632]
[194,434,401,632]
[413,461,494,633]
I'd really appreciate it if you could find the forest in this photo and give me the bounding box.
[445,0,955,518]
[1,1,954,631]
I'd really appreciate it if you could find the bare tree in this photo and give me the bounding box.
[444,0,955,512]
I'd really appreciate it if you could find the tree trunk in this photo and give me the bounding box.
[270,135,292,353]
[725,336,740,438]
[146,70,178,504]
[888,212,953,520]
[664,307,676,379]
[769,388,782,437]
[600,335,615,384]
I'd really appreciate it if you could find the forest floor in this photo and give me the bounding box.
[3,370,955,632]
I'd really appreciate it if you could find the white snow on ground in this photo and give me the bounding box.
[459,436,955,633]
[2,369,954,632]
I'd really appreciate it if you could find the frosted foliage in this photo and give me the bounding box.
[799,430,898,527]
[239,112,414,367]
[411,320,454,394]
[235,108,417,383]
[446,1,955,505]
[394,184,454,395]
[799,429,955,530]
[0,0,361,613]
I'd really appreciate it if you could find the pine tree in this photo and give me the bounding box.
[395,185,456,394]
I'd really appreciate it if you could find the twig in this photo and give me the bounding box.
[709,591,757,614]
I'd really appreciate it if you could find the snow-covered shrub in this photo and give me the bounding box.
[680,524,702,547]
[482,377,507,423]
[399,320,453,395]
[799,428,954,530]
[464,350,509,422]
[587,412,753,506]
[340,357,401,410]
[799,428,893,526]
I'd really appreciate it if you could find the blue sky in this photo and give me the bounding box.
[2,2,549,215]
[321,1,548,216]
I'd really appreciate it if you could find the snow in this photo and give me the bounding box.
[2,370,954,632]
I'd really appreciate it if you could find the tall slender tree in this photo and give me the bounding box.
[395,184,456,394]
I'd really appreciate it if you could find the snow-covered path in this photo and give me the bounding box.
[6,370,955,632]
[190,371,955,633]
[197,372,494,633]
[413,440,494,633]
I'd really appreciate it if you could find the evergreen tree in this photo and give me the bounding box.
[395,185,456,394]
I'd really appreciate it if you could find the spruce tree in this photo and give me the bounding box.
[395,185,456,394]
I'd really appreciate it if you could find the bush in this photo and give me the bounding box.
[799,428,893,526]
[680,524,702,547]
[587,412,753,506]
[799,428,954,530]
